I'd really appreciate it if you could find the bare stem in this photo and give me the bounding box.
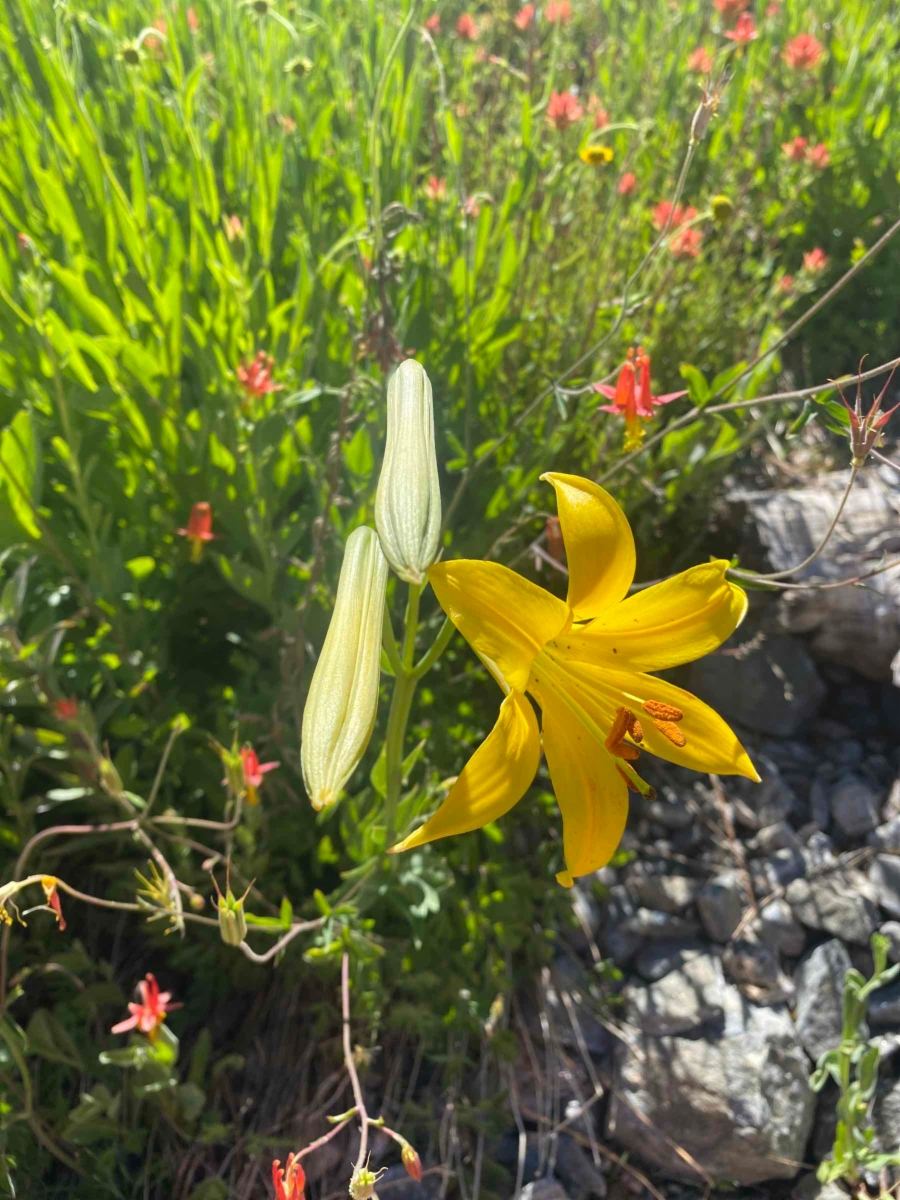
[343,952,370,1173]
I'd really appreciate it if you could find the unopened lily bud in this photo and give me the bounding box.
[375,359,442,585]
[401,1144,422,1182]
[301,527,388,810]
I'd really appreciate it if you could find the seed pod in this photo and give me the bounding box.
[301,527,388,810]
[375,359,442,585]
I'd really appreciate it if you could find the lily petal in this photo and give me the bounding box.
[390,693,540,851]
[557,561,747,671]
[550,659,758,780]
[541,473,635,620]
[429,560,570,692]
[534,683,629,887]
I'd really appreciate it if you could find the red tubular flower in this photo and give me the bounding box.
[514,4,534,30]
[241,745,280,807]
[784,34,823,70]
[547,91,583,131]
[724,13,758,44]
[802,247,829,272]
[424,175,447,201]
[687,46,713,73]
[809,143,830,168]
[401,1144,423,1182]
[177,501,215,562]
[781,135,808,161]
[617,172,637,196]
[670,226,703,259]
[595,350,686,450]
[54,697,80,722]
[835,362,900,467]
[545,0,572,22]
[456,13,477,39]
[273,1154,306,1200]
[187,7,199,32]
[651,201,697,231]
[238,351,281,400]
[714,0,748,14]
[111,973,180,1038]
[41,877,66,932]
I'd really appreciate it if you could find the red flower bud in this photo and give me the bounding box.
[401,1143,423,1182]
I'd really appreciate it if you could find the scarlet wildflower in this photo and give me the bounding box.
[714,0,748,15]
[545,0,572,22]
[425,13,440,34]
[784,33,823,70]
[595,349,686,450]
[618,172,637,196]
[401,1144,423,1182]
[809,143,830,168]
[424,175,447,202]
[547,91,583,130]
[514,4,534,30]
[724,13,758,44]
[177,501,215,563]
[652,201,697,231]
[802,247,829,272]
[456,13,478,39]
[272,1153,306,1200]
[241,745,280,806]
[41,877,65,931]
[782,135,808,161]
[835,362,900,467]
[687,47,713,73]
[587,95,609,129]
[54,697,80,722]
[237,350,281,399]
[111,973,179,1038]
[187,7,199,32]
[670,226,703,258]
[778,274,794,292]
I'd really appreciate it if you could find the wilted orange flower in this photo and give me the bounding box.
[177,502,215,562]
[545,0,572,23]
[456,13,478,39]
[687,46,713,73]
[273,1154,306,1200]
[809,143,830,168]
[547,91,583,130]
[714,0,748,14]
[514,4,535,29]
[724,13,758,44]
[617,172,637,196]
[802,247,829,272]
[425,13,440,34]
[782,136,808,161]
[784,33,823,69]
[424,175,447,201]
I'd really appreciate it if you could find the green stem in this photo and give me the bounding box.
[413,617,454,679]
[382,605,404,676]
[383,582,421,849]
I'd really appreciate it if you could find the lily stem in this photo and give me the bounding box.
[383,582,421,850]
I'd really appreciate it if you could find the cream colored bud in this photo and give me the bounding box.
[301,527,388,810]
[375,359,441,584]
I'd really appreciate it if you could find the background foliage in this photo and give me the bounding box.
[0,0,898,1194]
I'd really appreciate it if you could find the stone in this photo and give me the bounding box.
[619,908,700,941]
[879,921,900,964]
[869,978,900,1028]
[791,1175,850,1200]
[752,848,806,893]
[554,1134,607,1200]
[682,633,826,737]
[873,1077,900,1151]
[603,886,644,967]
[748,821,801,855]
[870,855,900,919]
[793,940,852,1063]
[868,815,900,852]
[722,939,790,999]
[730,758,798,830]
[753,899,807,958]
[633,939,708,983]
[607,1005,815,1183]
[696,871,747,944]
[801,831,836,871]
[628,871,698,915]
[809,778,831,831]
[830,776,881,837]
[786,872,880,945]
[645,799,693,830]
[623,954,728,1037]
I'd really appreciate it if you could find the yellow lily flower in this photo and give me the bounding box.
[391,472,758,887]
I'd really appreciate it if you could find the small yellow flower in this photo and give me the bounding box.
[579,144,614,166]
[391,474,757,887]
[711,194,734,223]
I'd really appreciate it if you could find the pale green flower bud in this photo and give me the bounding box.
[301,527,388,810]
[375,359,441,584]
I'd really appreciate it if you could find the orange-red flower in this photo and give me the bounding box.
[545,0,572,22]
[724,13,758,44]
[424,175,447,202]
[782,135,808,161]
[425,14,440,34]
[54,697,80,722]
[41,877,66,931]
[652,201,697,231]
[587,95,609,130]
[547,91,583,130]
[809,143,830,168]
[670,227,703,258]
[187,7,199,32]
[514,4,534,30]
[238,351,281,399]
[456,13,478,39]
[784,33,823,70]
[595,349,686,450]
[802,247,829,272]
[401,1144,423,1182]
[617,172,637,196]
[778,274,794,293]
[241,745,280,807]
[714,0,748,14]
[177,501,215,563]
[687,46,713,73]
[112,973,179,1038]
[462,195,481,218]
[273,1154,306,1200]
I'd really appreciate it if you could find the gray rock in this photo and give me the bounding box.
[794,940,852,1063]
[786,872,880,945]
[623,953,728,1036]
[791,1175,849,1200]
[802,831,836,871]
[608,1005,815,1183]
[731,758,798,830]
[697,870,747,944]
[753,899,807,958]
[554,1135,607,1200]
[604,886,644,967]
[522,1179,572,1200]
[628,872,698,915]
[633,939,708,983]
[752,848,806,892]
[870,855,900,919]
[879,920,900,963]
[869,979,900,1028]
[830,776,881,837]
[749,821,801,855]
[645,799,693,830]
[809,778,831,832]
[873,1076,900,1151]
[722,939,790,999]
[619,908,700,941]
[868,816,900,852]
[683,633,825,737]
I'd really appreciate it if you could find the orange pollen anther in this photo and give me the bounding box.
[605,707,643,759]
[643,700,684,722]
[653,719,687,747]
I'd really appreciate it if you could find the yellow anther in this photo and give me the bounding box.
[643,699,684,722]
[653,719,687,748]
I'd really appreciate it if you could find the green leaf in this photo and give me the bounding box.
[679,363,710,405]
[342,426,374,477]
[0,411,41,539]
[25,1009,82,1069]
[125,556,156,580]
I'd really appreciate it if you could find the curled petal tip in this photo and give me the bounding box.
[555,869,575,888]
